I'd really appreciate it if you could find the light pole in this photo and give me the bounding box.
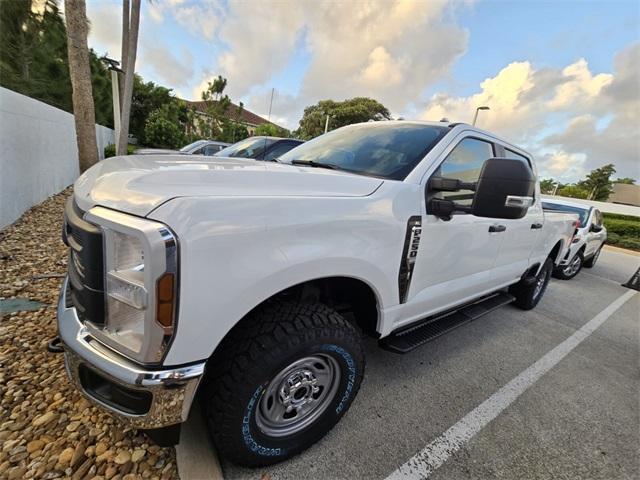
[324,114,331,133]
[472,106,490,126]
[101,57,123,146]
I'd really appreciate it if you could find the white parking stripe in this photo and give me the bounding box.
[386,289,637,480]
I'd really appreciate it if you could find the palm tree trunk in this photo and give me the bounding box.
[64,0,98,172]
[119,0,129,112]
[117,0,140,156]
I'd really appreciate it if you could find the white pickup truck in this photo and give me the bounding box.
[57,121,577,466]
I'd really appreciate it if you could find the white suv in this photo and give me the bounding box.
[542,198,607,279]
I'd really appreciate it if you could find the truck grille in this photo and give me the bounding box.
[63,198,105,325]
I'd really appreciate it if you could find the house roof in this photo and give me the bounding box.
[185,100,278,128]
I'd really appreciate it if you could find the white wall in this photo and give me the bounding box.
[0,87,115,228]
[542,195,640,217]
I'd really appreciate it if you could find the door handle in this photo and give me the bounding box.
[489,224,506,233]
[531,223,543,229]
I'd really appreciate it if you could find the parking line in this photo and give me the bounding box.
[386,289,637,480]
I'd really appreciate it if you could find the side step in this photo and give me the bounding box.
[380,292,515,354]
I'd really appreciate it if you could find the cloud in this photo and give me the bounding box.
[298,1,467,112]
[420,43,640,181]
[184,0,468,126]
[142,45,195,88]
[86,1,122,58]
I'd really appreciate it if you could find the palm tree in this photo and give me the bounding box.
[64,0,98,172]
[117,0,140,155]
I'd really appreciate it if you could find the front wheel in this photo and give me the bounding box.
[510,258,553,310]
[202,300,365,467]
[553,252,583,280]
[583,246,602,268]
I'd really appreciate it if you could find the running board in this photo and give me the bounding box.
[380,292,515,354]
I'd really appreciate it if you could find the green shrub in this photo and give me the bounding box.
[603,218,640,238]
[104,143,136,158]
[602,212,640,222]
[144,103,185,149]
[602,213,640,251]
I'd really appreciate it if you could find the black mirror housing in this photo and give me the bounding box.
[472,158,535,219]
[590,223,603,233]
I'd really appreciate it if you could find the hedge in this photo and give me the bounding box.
[602,212,640,251]
[602,218,640,238]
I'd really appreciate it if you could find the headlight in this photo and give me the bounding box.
[104,229,148,353]
[85,207,178,364]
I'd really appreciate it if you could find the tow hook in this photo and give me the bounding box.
[47,336,64,353]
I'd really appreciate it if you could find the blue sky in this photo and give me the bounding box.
[86,0,640,181]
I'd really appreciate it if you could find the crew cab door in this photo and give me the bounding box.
[399,136,506,324]
[490,148,543,284]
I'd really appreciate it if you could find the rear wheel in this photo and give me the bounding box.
[202,300,365,467]
[553,252,583,280]
[510,258,553,310]
[583,246,602,268]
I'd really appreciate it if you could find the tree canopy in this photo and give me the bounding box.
[296,97,391,140]
[576,163,617,201]
[0,0,113,127]
[544,163,630,201]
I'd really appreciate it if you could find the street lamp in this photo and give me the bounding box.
[101,56,124,147]
[472,106,490,126]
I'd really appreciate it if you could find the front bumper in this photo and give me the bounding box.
[57,278,205,429]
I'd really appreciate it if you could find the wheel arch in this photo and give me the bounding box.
[548,240,565,266]
[203,275,380,371]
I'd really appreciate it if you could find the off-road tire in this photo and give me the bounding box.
[202,300,365,467]
[510,258,553,310]
[583,246,602,268]
[553,252,583,280]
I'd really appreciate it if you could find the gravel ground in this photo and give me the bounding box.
[0,189,179,480]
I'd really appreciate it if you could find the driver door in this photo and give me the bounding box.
[400,136,506,324]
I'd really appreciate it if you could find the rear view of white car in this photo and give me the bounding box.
[542,199,607,279]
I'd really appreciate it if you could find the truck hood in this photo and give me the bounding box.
[74,155,384,216]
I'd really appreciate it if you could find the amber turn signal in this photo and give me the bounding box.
[156,273,175,329]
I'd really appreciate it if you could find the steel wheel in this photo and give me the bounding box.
[255,354,341,437]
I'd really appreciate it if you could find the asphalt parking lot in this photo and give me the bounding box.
[205,247,639,480]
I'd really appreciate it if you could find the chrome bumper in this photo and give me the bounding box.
[57,278,205,429]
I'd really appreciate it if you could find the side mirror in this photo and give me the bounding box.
[590,224,603,233]
[472,158,536,219]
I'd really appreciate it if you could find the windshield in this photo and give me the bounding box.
[179,140,207,152]
[542,202,590,226]
[278,123,448,179]
[215,137,276,159]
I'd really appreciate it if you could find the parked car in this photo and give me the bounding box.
[214,136,303,160]
[135,139,230,156]
[58,121,577,467]
[542,198,607,279]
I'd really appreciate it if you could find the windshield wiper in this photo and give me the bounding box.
[290,159,340,170]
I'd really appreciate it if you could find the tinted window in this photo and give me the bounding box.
[278,123,447,180]
[506,148,530,164]
[263,141,301,161]
[215,137,275,159]
[180,140,207,152]
[542,202,590,226]
[203,144,223,156]
[435,138,494,205]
